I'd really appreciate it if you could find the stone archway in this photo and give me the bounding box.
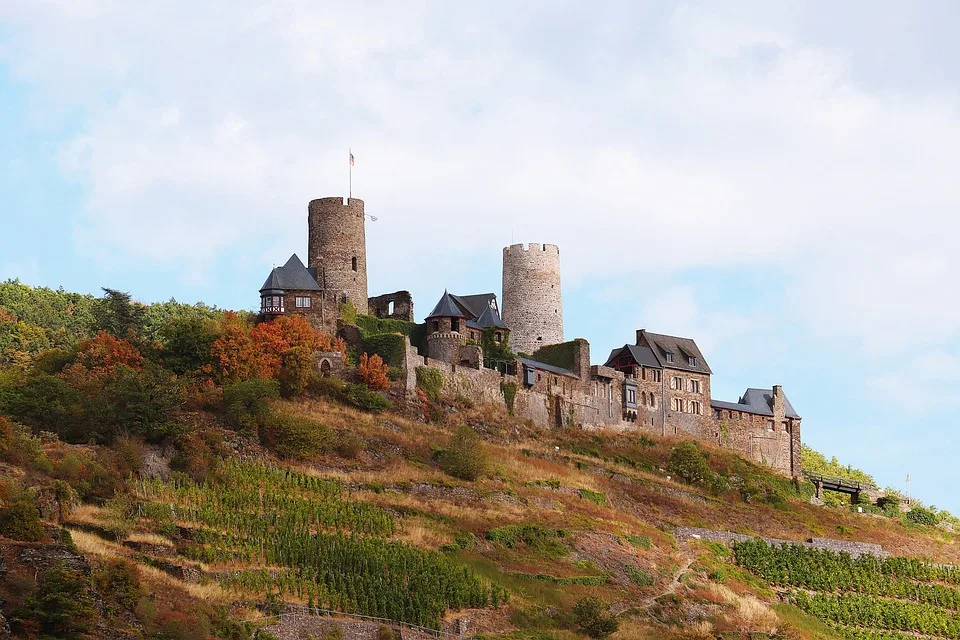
[319,359,332,377]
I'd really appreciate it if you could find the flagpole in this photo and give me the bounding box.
[349,148,352,199]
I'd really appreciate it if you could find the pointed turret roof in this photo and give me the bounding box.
[425,290,468,320]
[259,253,322,294]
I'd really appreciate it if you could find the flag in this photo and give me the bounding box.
[906,473,910,483]
[349,151,355,167]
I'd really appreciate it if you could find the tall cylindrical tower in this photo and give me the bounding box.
[502,243,563,355]
[308,197,368,314]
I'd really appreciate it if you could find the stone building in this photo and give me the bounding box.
[423,290,508,367]
[605,330,712,437]
[259,254,328,324]
[711,386,802,477]
[502,243,563,355]
[257,194,805,478]
[307,197,368,315]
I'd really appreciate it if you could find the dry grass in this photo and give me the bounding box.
[706,582,778,634]
[126,532,175,546]
[396,519,451,549]
[70,529,234,602]
[70,528,126,559]
[65,504,115,527]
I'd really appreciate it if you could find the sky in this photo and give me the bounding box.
[2,1,959,511]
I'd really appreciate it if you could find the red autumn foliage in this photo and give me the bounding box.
[75,331,143,372]
[357,353,390,390]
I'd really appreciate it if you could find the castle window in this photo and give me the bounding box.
[665,352,674,363]
[431,321,439,332]
[714,408,722,419]
[671,376,683,390]
[688,379,701,394]
[641,367,646,381]
[768,420,775,432]
[688,356,698,366]
[650,392,655,407]
[351,256,358,271]
[672,397,684,412]
[295,296,312,308]
[691,400,702,415]
[653,370,662,382]
[495,332,502,343]
[451,318,460,332]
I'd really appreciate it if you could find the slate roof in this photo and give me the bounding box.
[604,344,662,369]
[637,330,712,374]
[259,254,322,294]
[711,388,801,419]
[452,293,498,319]
[425,290,467,320]
[517,357,577,378]
[426,290,507,329]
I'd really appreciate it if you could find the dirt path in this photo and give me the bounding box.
[642,551,695,608]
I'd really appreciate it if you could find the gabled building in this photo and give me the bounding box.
[605,329,712,435]
[259,254,324,323]
[424,290,509,367]
[712,386,801,476]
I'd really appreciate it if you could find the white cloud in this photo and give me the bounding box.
[868,351,960,413]
[2,0,959,368]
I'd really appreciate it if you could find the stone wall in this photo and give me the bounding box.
[308,197,368,315]
[262,290,340,331]
[502,243,563,355]
[368,290,414,321]
[673,526,889,559]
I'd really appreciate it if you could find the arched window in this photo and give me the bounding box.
[320,359,332,377]
[351,256,358,271]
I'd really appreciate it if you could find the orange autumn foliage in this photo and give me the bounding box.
[210,312,347,382]
[357,353,390,390]
[75,331,143,372]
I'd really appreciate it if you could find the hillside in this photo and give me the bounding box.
[1,282,958,640]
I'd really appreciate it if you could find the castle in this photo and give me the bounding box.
[259,197,802,477]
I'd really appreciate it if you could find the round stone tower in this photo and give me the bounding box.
[308,197,368,315]
[502,243,563,355]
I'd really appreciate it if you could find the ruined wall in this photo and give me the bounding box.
[308,197,368,315]
[367,291,413,321]
[502,243,563,355]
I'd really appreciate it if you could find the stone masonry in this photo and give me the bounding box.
[308,197,368,315]
[502,243,563,355]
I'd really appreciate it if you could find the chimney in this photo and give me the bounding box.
[772,385,784,417]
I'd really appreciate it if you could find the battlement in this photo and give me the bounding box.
[504,243,560,257]
[309,197,365,217]
[426,331,462,340]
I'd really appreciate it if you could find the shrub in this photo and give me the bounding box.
[578,489,606,506]
[308,372,346,399]
[261,412,332,460]
[15,562,95,638]
[279,345,315,398]
[907,506,939,526]
[500,380,517,415]
[340,383,391,413]
[415,366,444,402]
[377,624,400,640]
[358,353,391,390]
[572,596,619,639]
[436,426,489,481]
[626,565,655,588]
[222,378,279,433]
[0,493,44,541]
[626,534,651,549]
[339,301,358,326]
[335,429,364,459]
[668,441,712,485]
[486,524,568,558]
[94,559,144,611]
